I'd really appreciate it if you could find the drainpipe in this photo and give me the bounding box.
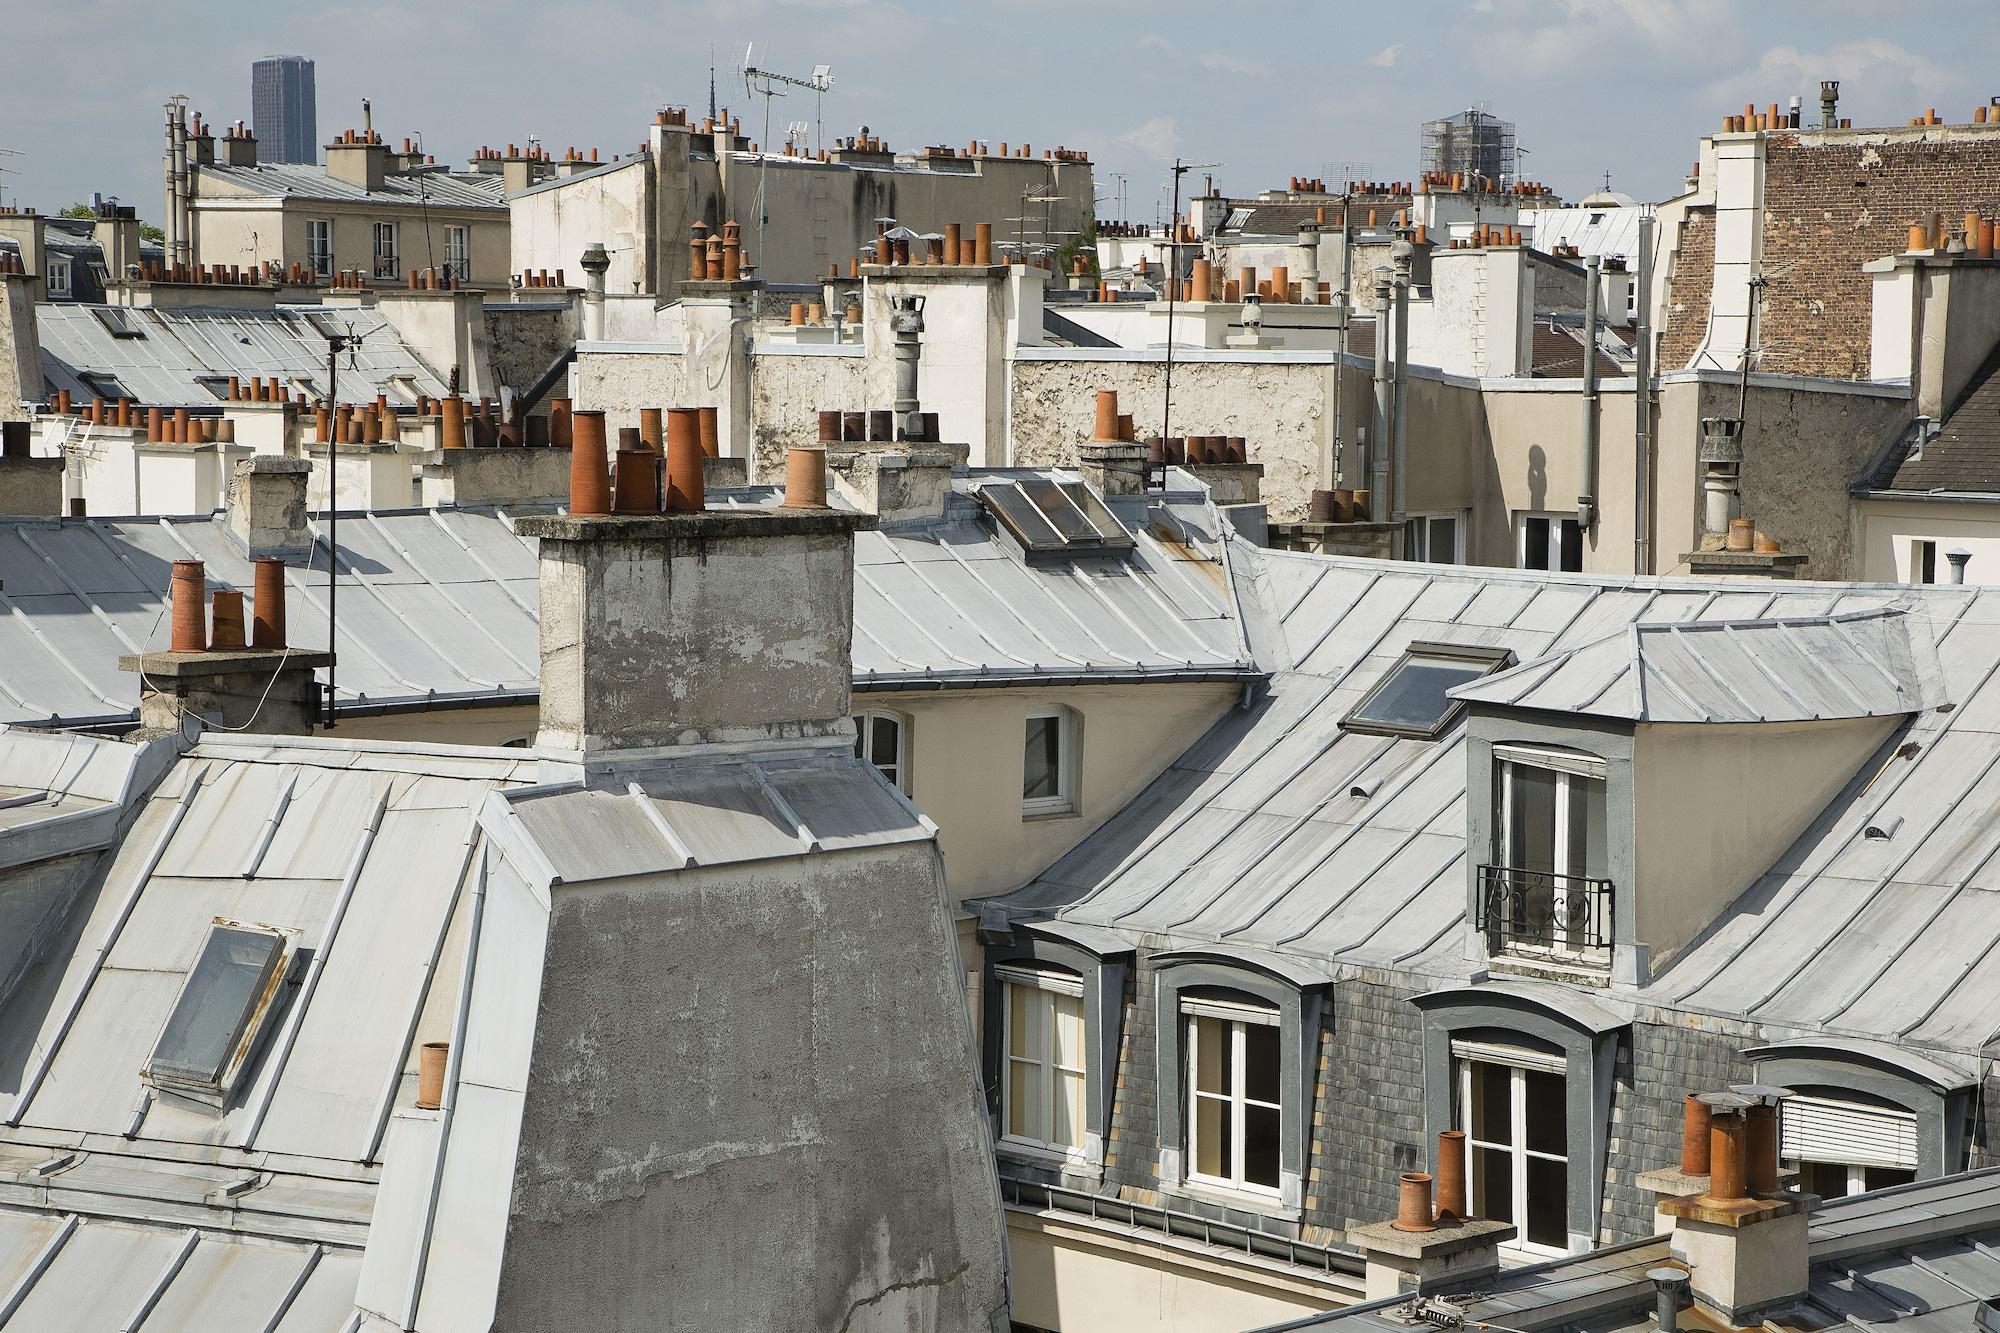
[1332,209,1351,485]
[1634,211,1654,573]
[1578,254,1602,534]
[1391,234,1414,532]
[1370,270,1393,520]
[161,105,178,268]
[579,241,610,341]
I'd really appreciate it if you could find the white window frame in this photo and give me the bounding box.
[307,218,333,278]
[998,965,1089,1162]
[1406,511,1465,564]
[1455,1045,1570,1257]
[855,709,909,793]
[1022,706,1077,818]
[372,221,399,280]
[1780,1094,1919,1199]
[445,224,471,281]
[1515,511,1583,572]
[1493,745,1608,954]
[45,256,72,298]
[1184,995,1283,1199]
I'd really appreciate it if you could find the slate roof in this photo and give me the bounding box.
[1262,1168,2000,1333]
[37,302,449,409]
[195,162,507,211]
[979,548,2000,1060]
[0,478,1254,730]
[1451,607,1944,723]
[1868,345,2000,495]
[1531,320,1623,378]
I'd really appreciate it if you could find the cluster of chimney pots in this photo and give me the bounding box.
[816,408,940,446]
[1090,388,1248,466]
[562,404,828,518]
[1905,211,2000,258]
[1162,259,1340,305]
[163,556,290,656]
[1310,485,1373,524]
[687,222,749,282]
[1389,1086,1793,1235]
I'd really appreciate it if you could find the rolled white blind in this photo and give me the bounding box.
[1781,1095,1918,1170]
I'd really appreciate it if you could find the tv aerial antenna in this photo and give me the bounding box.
[742,45,834,278]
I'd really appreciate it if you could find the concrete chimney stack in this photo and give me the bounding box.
[1658,1091,1810,1325]
[227,456,313,559]
[1820,80,1840,130]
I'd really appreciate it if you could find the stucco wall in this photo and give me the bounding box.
[573,349,692,442]
[1855,497,2000,585]
[751,348,865,480]
[486,302,580,394]
[190,185,509,289]
[509,159,652,295]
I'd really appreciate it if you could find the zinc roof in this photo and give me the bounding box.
[195,162,507,210]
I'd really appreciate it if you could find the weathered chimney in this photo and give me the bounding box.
[0,423,62,516]
[512,502,877,754]
[1077,388,1149,497]
[1820,80,1840,130]
[119,557,331,737]
[1658,1091,1809,1324]
[227,456,312,559]
[0,259,44,419]
[579,242,611,341]
[1351,1145,1515,1300]
[890,293,925,440]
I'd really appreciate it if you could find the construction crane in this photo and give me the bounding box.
[741,45,834,280]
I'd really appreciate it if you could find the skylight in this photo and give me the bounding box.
[978,479,1136,559]
[146,920,291,1097]
[90,305,148,339]
[1342,641,1514,739]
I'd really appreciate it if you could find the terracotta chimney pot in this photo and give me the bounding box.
[784,444,829,507]
[417,1042,448,1110]
[1682,1094,1713,1175]
[170,560,207,653]
[210,589,246,649]
[664,408,704,512]
[1435,1130,1468,1222]
[639,407,664,451]
[1393,1172,1437,1233]
[568,410,612,516]
[1092,389,1120,442]
[252,558,286,650]
[697,406,719,458]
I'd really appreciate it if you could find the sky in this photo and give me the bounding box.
[1,0,1982,224]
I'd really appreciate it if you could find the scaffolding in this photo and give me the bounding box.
[1420,108,1517,187]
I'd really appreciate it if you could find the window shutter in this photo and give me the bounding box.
[1493,744,1606,780]
[1450,1037,1566,1074]
[1780,1096,1918,1170]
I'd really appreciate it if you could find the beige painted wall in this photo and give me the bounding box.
[872,681,1239,906]
[1855,498,2000,585]
[191,183,510,289]
[1007,1210,1353,1333]
[509,160,652,295]
[1631,716,1898,969]
[329,702,539,748]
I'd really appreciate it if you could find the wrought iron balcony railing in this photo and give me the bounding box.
[1476,864,1614,956]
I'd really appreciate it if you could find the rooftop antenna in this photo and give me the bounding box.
[0,148,21,210]
[743,45,833,276]
[1162,159,1220,449]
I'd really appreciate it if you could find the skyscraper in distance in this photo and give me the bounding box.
[251,56,317,165]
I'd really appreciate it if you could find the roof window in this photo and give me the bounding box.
[1342,640,1514,739]
[145,919,295,1098]
[90,306,148,339]
[979,479,1135,560]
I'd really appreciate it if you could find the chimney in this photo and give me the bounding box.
[1077,389,1149,497]
[1820,80,1840,130]
[326,134,390,192]
[0,253,43,414]
[512,486,877,755]
[119,558,332,737]
[0,422,62,515]
[1350,1134,1516,1300]
[221,123,259,168]
[1658,1091,1809,1324]
[825,400,962,525]
[227,456,312,559]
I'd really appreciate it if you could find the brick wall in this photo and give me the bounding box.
[1659,207,1715,372]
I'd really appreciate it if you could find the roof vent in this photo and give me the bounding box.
[1864,814,1904,841]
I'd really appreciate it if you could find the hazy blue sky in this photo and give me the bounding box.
[2,0,1980,224]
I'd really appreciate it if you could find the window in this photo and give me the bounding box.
[1405,512,1464,564]
[999,966,1087,1158]
[45,257,72,298]
[90,306,147,339]
[307,219,333,278]
[372,221,399,280]
[1517,512,1584,572]
[445,225,470,282]
[146,920,294,1098]
[1023,708,1076,816]
[855,710,908,791]
[1912,539,1938,585]
[1782,1094,1918,1200]
[1484,746,1610,955]
[1343,640,1512,740]
[1457,1044,1569,1253]
[1184,992,1282,1195]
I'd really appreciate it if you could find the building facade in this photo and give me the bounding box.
[251,55,318,165]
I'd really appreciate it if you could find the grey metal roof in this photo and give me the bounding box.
[1450,607,1942,723]
[1262,1168,2000,1333]
[37,302,449,409]
[980,549,2000,1055]
[0,479,1252,730]
[196,162,507,210]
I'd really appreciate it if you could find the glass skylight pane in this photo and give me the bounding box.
[1348,660,1488,731]
[150,925,284,1087]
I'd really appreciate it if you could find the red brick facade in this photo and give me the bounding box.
[1659,207,1715,372]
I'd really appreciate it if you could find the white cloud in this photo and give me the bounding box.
[1366,43,1404,68]
[1200,52,1268,76]
[1138,32,1172,53]
[1714,38,1958,111]
[1115,116,1182,162]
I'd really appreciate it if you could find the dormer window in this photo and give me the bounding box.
[1343,641,1513,740]
[145,919,295,1101]
[1480,746,1611,962]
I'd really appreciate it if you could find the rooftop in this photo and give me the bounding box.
[195,161,507,210]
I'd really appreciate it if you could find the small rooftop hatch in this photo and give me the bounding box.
[145,919,295,1099]
[1343,640,1513,739]
[978,479,1136,559]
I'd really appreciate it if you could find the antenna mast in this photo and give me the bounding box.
[742,47,834,280]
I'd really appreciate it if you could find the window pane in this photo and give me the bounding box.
[1863,1166,1916,1192]
[1193,1015,1229,1095]
[1053,1069,1085,1149]
[1024,716,1061,801]
[1244,1101,1281,1188]
[1559,518,1584,573]
[1523,516,1551,570]
[1524,1068,1566,1157]
[151,927,284,1085]
[1007,1059,1041,1141]
[1195,1093,1233,1179]
[1244,1022,1280,1105]
[871,715,899,766]
[1429,516,1456,561]
[1525,1155,1568,1247]
[1348,660,1488,732]
[1568,776,1608,881]
[1506,764,1559,877]
[1797,1159,1851,1199]
[1052,993,1084,1069]
[1468,1061,1512,1145]
[1008,985,1040,1059]
[1472,1143,1513,1221]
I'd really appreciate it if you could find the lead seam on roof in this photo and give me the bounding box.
[363,513,537,679]
[238,766,298,880]
[750,767,821,854]
[117,1226,201,1333]
[626,782,699,868]
[309,516,505,692]
[0,1213,80,1324]
[425,509,537,620]
[933,537,1094,671]
[256,1244,326,1333]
